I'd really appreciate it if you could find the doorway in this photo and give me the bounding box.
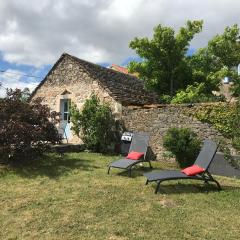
[59,99,71,141]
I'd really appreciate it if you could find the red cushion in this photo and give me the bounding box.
[126,151,144,160]
[181,164,205,176]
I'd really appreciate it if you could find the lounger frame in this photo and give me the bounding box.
[146,170,221,194]
[144,140,221,193]
[108,132,152,176]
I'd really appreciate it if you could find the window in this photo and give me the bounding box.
[61,99,71,123]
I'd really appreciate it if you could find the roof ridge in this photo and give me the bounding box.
[64,52,139,80]
[30,53,159,105]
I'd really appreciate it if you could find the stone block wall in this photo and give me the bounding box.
[122,104,227,161]
[32,54,121,142]
[32,55,120,111]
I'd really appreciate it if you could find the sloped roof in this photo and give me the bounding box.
[31,53,159,106]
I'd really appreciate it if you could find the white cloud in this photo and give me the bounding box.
[0,0,239,67]
[100,0,143,21]
[0,69,39,97]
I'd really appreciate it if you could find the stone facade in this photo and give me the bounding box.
[31,54,118,111]
[121,104,228,161]
[31,53,158,142]
[31,55,121,142]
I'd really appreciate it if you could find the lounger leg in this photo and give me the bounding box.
[205,171,222,191]
[148,161,153,169]
[155,181,161,194]
[204,180,210,185]
[212,179,222,191]
[107,166,111,174]
[129,167,132,177]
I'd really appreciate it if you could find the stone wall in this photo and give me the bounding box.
[122,104,227,161]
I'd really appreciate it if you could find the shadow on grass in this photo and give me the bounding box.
[3,153,101,179]
[147,181,240,195]
[115,166,159,178]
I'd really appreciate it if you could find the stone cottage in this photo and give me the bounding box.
[30,53,159,142]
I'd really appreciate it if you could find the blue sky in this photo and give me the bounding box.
[0,0,239,96]
[0,54,51,96]
[0,52,51,79]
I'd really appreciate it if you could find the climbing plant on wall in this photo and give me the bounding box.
[185,103,240,151]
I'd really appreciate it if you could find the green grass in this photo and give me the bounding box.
[0,152,240,240]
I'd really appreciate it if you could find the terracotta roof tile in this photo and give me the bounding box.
[110,64,129,74]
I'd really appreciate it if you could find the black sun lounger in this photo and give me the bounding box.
[144,139,221,194]
[108,132,152,176]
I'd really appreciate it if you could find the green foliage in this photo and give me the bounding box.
[69,104,82,138]
[187,102,240,151]
[207,24,240,68]
[171,83,205,104]
[190,104,235,138]
[188,24,240,96]
[159,94,172,104]
[187,51,221,94]
[20,87,31,102]
[171,83,221,104]
[129,21,240,101]
[231,75,240,97]
[230,101,240,150]
[128,20,203,96]
[218,139,240,170]
[0,89,61,163]
[171,83,225,104]
[163,127,201,168]
[70,94,117,153]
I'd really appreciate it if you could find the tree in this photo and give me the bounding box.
[70,94,117,153]
[128,20,203,96]
[208,24,240,68]
[170,82,224,104]
[21,87,31,102]
[189,24,240,95]
[0,89,61,163]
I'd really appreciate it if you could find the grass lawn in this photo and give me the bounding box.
[0,152,240,240]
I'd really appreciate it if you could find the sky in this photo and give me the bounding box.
[0,0,240,97]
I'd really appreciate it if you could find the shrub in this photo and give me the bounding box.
[163,127,201,168]
[0,89,61,163]
[70,94,117,153]
[159,95,172,104]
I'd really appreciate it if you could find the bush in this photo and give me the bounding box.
[159,95,172,104]
[70,94,117,153]
[163,127,201,168]
[0,89,61,163]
